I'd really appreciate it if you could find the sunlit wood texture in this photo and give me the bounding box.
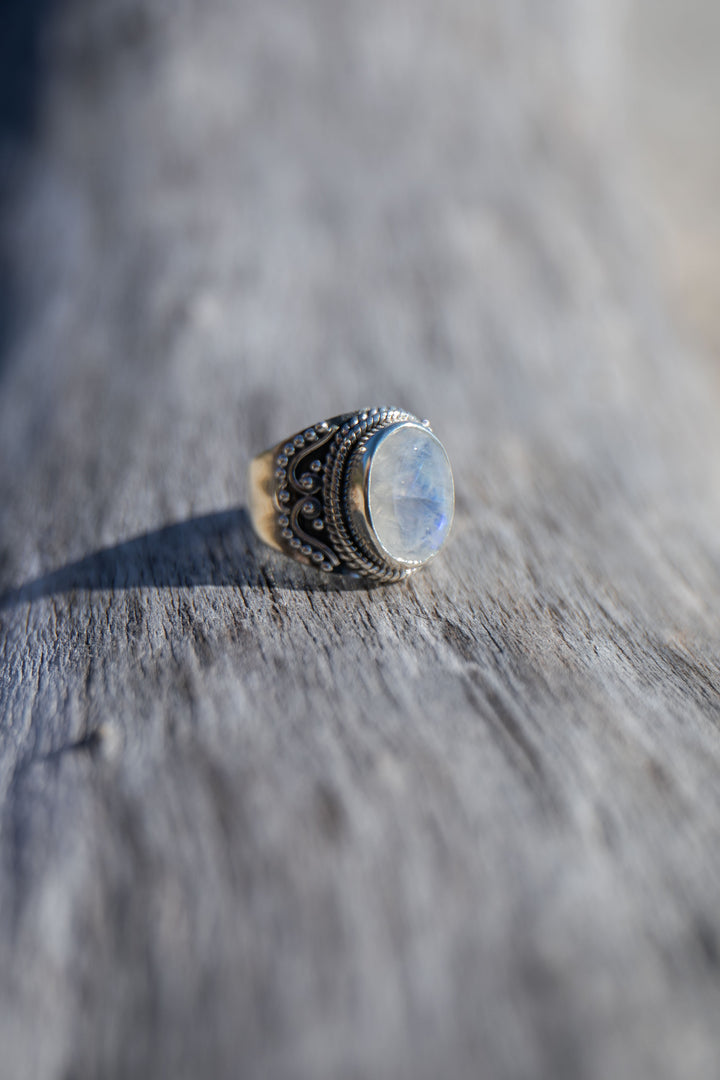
[1,1,720,1078]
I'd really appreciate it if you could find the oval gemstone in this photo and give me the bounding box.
[366,423,454,565]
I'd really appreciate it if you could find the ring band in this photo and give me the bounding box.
[247,407,454,583]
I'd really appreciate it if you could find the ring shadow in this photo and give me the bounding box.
[0,507,376,610]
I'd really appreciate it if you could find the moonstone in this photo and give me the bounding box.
[367,423,454,564]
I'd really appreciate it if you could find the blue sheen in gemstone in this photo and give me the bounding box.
[367,423,454,565]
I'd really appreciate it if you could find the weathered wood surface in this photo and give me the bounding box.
[2,1,720,1078]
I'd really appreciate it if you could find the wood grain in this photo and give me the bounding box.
[1,1,720,1078]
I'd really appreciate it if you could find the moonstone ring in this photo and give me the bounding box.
[248,407,455,583]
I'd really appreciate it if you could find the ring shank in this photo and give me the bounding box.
[247,447,285,554]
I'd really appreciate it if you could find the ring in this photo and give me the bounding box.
[247,407,455,583]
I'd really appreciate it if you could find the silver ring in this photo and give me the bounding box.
[247,407,455,583]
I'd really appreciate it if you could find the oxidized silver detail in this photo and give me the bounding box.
[323,408,414,582]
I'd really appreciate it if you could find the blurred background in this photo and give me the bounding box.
[625,0,720,359]
[3,0,720,365]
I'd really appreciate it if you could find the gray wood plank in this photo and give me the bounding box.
[1,1,720,1078]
